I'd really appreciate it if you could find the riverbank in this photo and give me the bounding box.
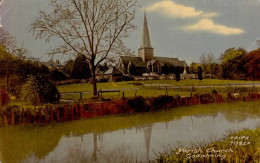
[1,101,260,163]
[1,91,260,126]
[155,126,260,162]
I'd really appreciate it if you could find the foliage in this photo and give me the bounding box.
[0,44,19,92]
[21,76,42,106]
[151,95,174,110]
[122,75,134,81]
[0,28,28,57]
[9,75,25,98]
[0,45,18,76]
[127,96,148,112]
[50,69,67,81]
[18,60,50,77]
[99,78,109,83]
[246,48,260,80]
[221,48,247,80]
[189,62,201,74]
[21,75,60,105]
[63,59,75,75]
[71,55,91,79]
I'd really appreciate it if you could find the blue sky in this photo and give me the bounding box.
[1,0,260,64]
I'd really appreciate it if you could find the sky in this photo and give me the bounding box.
[1,0,260,64]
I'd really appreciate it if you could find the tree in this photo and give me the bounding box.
[71,55,91,79]
[0,28,27,59]
[63,59,75,75]
[199,53,220,76]
[50,69,67,81]
[246,48,260,80]
[0,45,19,92]
[189,62,201,74]
[30,0,136,96]
[221,48,247,79]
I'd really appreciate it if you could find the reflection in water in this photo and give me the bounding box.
[144,124,152,157]
[0,102,260,163]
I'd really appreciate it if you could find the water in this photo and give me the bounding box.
[0,101,260,163]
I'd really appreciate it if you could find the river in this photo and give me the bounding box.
[0,101,260,163]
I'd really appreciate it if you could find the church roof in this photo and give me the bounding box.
[154,56,184,67]
[120,56,147,67]
[140,12,152,49]
[120,56,187,68]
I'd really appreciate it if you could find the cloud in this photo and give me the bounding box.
[182,19,244,35]
[202,13,219,18]
[146,1,203,18]
[146,0,219,19]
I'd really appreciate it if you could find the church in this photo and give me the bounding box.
[118,13,188,76]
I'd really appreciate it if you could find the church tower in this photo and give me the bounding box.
[138,12,154,62]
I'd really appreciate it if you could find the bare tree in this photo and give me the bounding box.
[0,28,16,53]
[0,28,27,59]
[30,0,137,96]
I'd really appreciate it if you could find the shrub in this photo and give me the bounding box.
[21,75,60,105]
[50,69,67,81]
[21,76,42,105]
[99,78,109,83]
[113,76,123,82]
[200,93,214,104]
[127,96,148,112]
[123,76,134,81]
[9,75,25,98]
[151,95,174,110]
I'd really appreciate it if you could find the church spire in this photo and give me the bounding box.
[138,12,154,62]
[140,12,152,48]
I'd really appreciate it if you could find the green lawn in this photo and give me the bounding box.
[57,79,260,101]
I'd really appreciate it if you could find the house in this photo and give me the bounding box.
[103,67,123,82]
[118,12,188,76]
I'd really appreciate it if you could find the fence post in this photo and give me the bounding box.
[122,91,125,101]
[135,89,137,97]
[80,92,82,101]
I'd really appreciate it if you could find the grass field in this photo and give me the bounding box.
[57,79,260,101]
[156,125,260,162]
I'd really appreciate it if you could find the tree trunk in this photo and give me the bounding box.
[90,64,97,96]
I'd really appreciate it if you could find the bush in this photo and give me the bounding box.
[123,75,134,81]
[21,75,60,105]
[127,96,148,112]
[50,69,67,81]
[99,78,109,83]
[200,93,214,104]
[113,76,123,82]
[9,75,25,98]
[151,95,174,110]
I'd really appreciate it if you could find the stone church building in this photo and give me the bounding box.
[118,13,188,76]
